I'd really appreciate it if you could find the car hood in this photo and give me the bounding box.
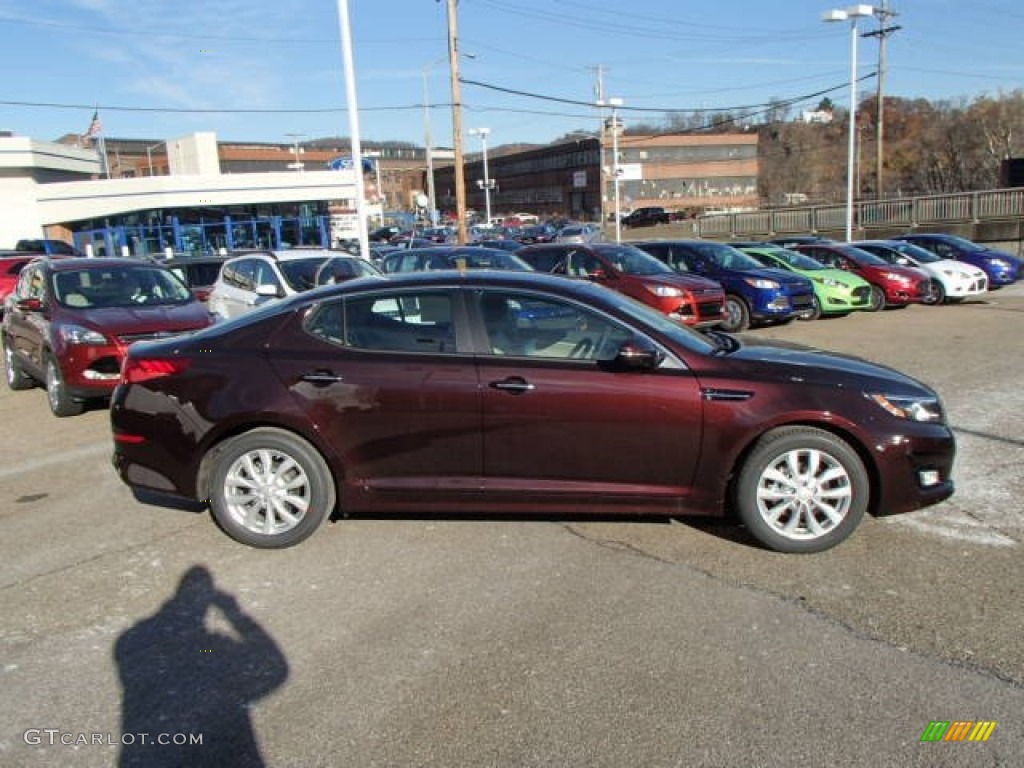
[72,303,212,336]
[862,263,929,280]
[806,268,868,287]
[928,259,986,278]
[711,336,933,395]
[977,247,1023,266]
[721,266,810,286]
[640,272,723,293]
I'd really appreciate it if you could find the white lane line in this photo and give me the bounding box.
[0,443,110,481]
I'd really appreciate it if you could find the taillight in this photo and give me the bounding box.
[121,357,190,385]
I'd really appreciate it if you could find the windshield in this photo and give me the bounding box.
[689,242,767,270]
[593,244,674,275]
[589,283,718,355]
[52,266,193,308]
[886,242,941,264]
[838,245,888,266]
[279,257,331,291]
[438,249,533,271]
[750,247,826,271]
[315,257,383,286]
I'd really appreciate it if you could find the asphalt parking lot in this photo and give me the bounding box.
[1,283,1022,767]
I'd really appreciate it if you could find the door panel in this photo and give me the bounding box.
[267,292,483,508]
[472,289,704,509]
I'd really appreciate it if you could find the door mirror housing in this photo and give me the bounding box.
[613,338,664,370]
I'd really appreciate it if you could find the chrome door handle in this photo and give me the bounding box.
[300,370,343,385]
[489,377,535,394]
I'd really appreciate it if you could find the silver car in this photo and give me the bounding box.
[207,249,331,321]
[554,224,603,244]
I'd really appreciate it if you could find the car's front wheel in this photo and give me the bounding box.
[3,336,35,391]
[867,285,886,311]
[925,280,946,305]
[721,295,750,333]
[45,356,84,417]
[207,428,336,548]
[734,427,868,553]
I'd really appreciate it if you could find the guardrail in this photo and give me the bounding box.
[695,187,1024,238]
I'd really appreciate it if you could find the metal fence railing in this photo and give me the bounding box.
[695,187,1024,239]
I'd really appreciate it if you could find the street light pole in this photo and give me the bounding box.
[823,4,874,242]
[285,132,305,172]
[145,142,164,176]
[422,61,440,226]
[470,128,492,226]
[598,98,624,243]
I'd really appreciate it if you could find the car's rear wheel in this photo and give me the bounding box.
[45,356,84,417]
[734,427,868,554]
[867,285,886,311]
[3,336,35,391]
[721,295,750,332]
[208,428,336,548]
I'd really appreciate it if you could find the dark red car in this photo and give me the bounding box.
[110,271,954,554]
[2,257,213,416]
[793,243,932,310]
[517,242,726,329]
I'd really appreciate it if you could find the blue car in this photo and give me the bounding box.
[891,234,1021,288]
[636,240,816,332]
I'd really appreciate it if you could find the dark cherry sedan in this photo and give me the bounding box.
[110,271,955,554]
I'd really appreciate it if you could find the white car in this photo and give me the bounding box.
[854,240,988,304]
[207,249,332,321]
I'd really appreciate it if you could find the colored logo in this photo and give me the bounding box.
[920,721,996,742]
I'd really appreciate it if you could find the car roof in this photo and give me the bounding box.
[40,257,163,272]
[225,249,330,263]
[162,256,231,266]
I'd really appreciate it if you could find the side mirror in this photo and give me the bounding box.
[614,338,664,370]
[256,283,281,298]
[17,297,43,312]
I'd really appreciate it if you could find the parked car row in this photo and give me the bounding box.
[3,231,1018,420]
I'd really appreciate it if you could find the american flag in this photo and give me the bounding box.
[84,110,102,138]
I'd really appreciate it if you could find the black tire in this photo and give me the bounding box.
[798,295,821,322]
[931,281,947,305]
[867,285,886,312]
[207,428,336,548]
[721,295,750,333]
[734,427,868,554]
[45,356,84,417]
[3,335,35,391]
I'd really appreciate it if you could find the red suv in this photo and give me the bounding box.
[2,257,213,416]
[517,243,726,328]
[793,243,932,310]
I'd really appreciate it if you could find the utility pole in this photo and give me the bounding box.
[446,0,469,244]
[863,1,901,199]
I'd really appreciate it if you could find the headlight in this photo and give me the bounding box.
[57,324,109,345]
[867,393,943,422]
[645,284,684,297]
[743,278,780,290]
[816,277,840,287]
[989,258,1009,269]
[884,272,909,282]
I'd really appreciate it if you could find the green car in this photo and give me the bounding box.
[738,245,873,320]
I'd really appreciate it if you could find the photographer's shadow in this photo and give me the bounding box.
[114,565,288,768]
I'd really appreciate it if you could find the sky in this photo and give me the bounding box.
[1,0,1021,153]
